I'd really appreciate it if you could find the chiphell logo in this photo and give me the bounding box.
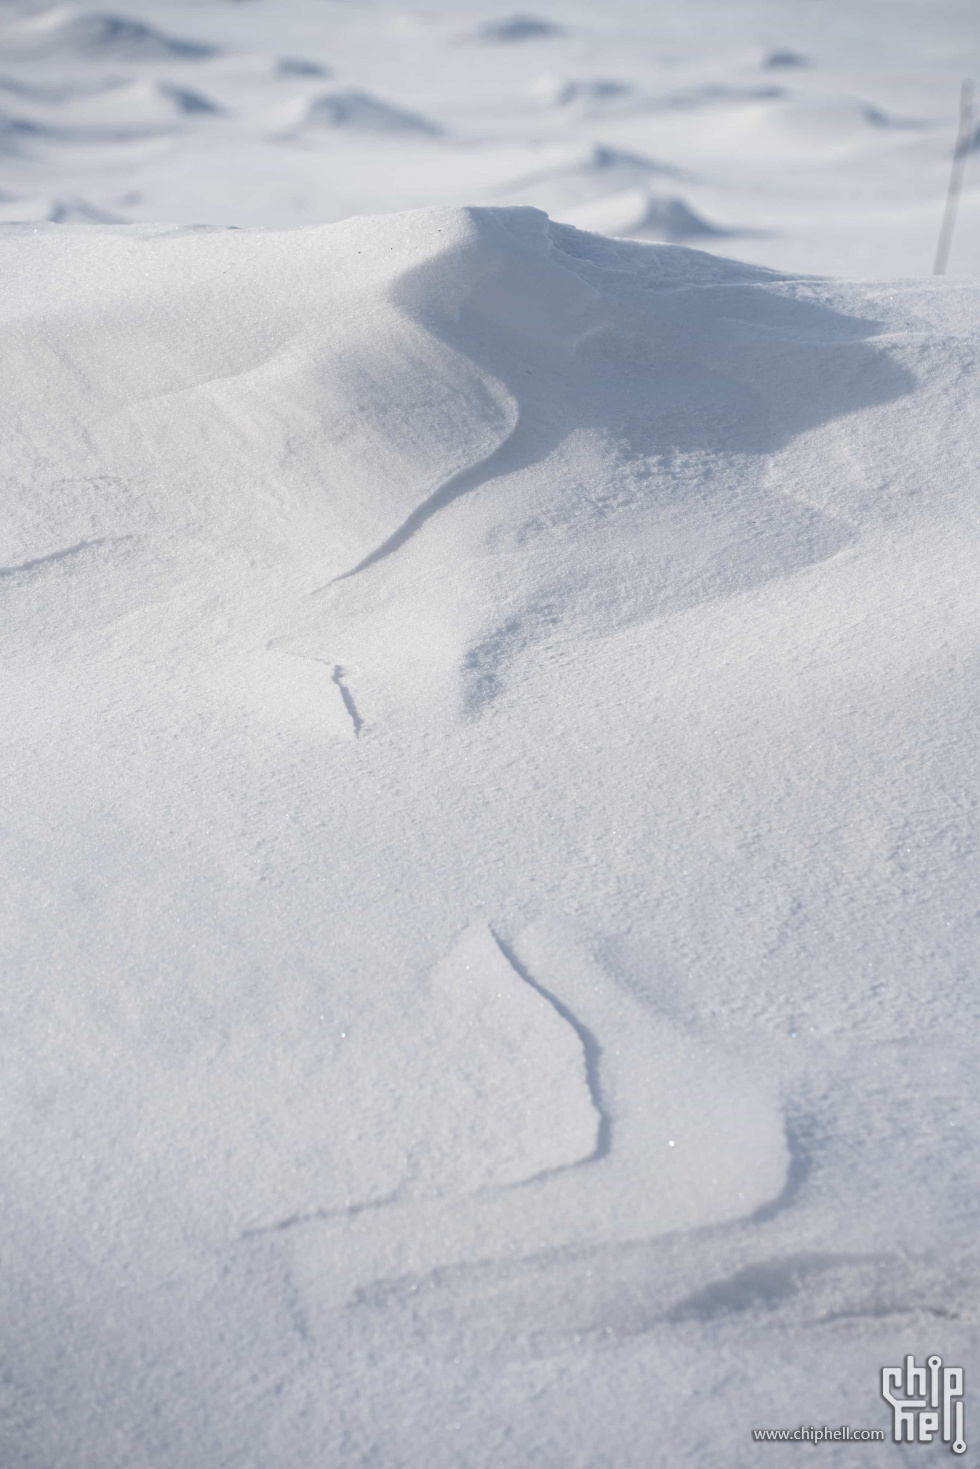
[882,1356,966,1453]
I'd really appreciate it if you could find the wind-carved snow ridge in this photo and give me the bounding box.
[242,922,601,1242]
[317,207,608,588]
[277,91,444,142]
[286,921,789,1312]
[330,415,524,583]
[0,536,113,578]
[493,932,611,1160]
[427,923,603,1181]
[464,15,565,45]
[0,8,219,61]
[0,121,976,1465]
[262,204,916,732]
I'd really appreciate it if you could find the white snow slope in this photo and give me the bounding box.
[1,2,979,1467]
[2,199,979,1468]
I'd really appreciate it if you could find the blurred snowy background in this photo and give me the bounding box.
[0,0,977,275]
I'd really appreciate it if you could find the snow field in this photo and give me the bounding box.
[1,2,979,1463]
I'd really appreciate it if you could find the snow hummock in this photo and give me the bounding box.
[286,89,443,137]
[559,187,726,240]
[3,196,978,1466]
[465,14,565,44]
[0,0,972,275]
[763,48,811,69]
[1,0,979,1461]
[0,6,218,61]
[291,920,787,1310]
[531,75,634,109]
[495,143,677,213]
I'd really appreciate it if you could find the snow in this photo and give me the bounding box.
[1,1,979,1466]
[0,0,975,272]
[0,5,218,60]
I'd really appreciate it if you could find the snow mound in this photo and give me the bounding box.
[763,49,810,68]
[1,203,915,726]
[0,5,218,61]
[425,922,601,1183]
[465,14,564,44]
[558,187,727,241]
[860,103,928,130]
[717,96,930,158]
[287,89,442,137]
[158,84,222,117]
[4,78,222,137]
[0,209,517,594]
[87,77,221,123]
[277,57,330,79]
[497,144,677,211]
[535,79,786,116]
[0,74,91,104]
[532,75,634,108]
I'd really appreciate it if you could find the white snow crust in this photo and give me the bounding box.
[1,2,979,1466]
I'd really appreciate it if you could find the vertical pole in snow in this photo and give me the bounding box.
[933,80,973,275]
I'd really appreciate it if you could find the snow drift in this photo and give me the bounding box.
[284,90,443,138]
[2,205,979,1465]
[0,5,217,61]
[3,205,915,719]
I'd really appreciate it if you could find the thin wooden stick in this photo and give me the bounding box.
[933,80,974,275]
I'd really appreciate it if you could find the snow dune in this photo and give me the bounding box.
[464,14,565,45]
[493,145,727,242]
[292,921,787,1311]
[0,0,973,275]
[284,89,443,138]
[496,143,678,206]
[0,5,218,61]
[4,202,915,715]
[2,198,979,1462]
[0,77,218,143]
[559,188,727,241]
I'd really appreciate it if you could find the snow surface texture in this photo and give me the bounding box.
[0,0,977,273]
[3,197,979,1466]
[2,1,980,1466]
